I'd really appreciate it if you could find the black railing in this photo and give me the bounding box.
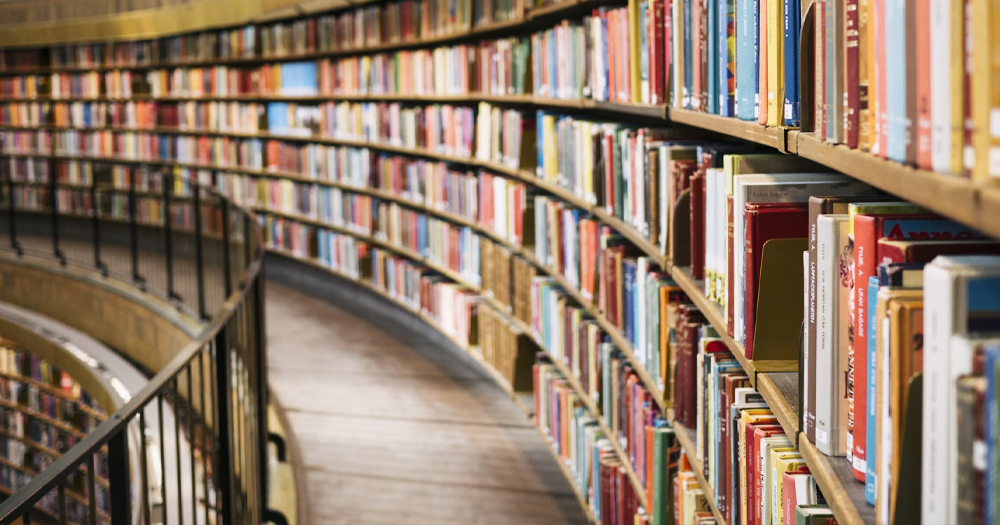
[0,158,267,525]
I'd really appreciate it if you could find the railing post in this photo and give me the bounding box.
[214,325,235,525]
[194,184,207,320]
[222,198,232,297]
[49,170,65,265]
[129,166,145,288]
[255,276,269,518]
[91,179,107,276]
[6,176,22,256]
[107,428,131,525]
[164,170,180,302]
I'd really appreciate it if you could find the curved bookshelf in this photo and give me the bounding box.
[4,0,999,524]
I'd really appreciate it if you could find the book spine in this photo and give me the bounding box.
[766,0,782,127]
[905,0,919,165]
[916,0,934,169]
[858,0,870,150]
[864,275,879,505]
[986,349,1000,525]
[955,377,977,525]
[736,0,759,120]
[690,169,706,279]
[743,207,758,360]
[971,0,998,181]
[850,214,875,481]
[726,194,735,337]
[707,0,718,114]
[815,216,837,455]
[885,0,912,162]
[757,0,769,125]
[805,201,821,447]
[845,0,860,147]
[815,0,826,137]
[782,0,800,127]
[928,0,951,171]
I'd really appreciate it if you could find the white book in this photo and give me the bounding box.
[922,255,1000,525]
[815,214,849,456]
[760,436,793,525]
[732,175,862,345]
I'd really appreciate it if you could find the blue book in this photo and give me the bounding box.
[267,102,290,134]
[536,111,545,177]
[865,275,879,504]
[640,2,649,103]
[735,0,758,120]
[885,0,906,162]
[782,0,801,126]
[719,0,736,116]
[707,0,719,114]
[279,62,318,96]
[986,344,1000,525]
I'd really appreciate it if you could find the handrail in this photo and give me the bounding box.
[0,173,267,524]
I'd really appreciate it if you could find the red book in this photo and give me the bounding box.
[782,469,813,525]
[876,239,1000,266]
[650,0,665,104]
[743,420,778,525]
[845,0,860,148]
[742,203,808,359]
[753,425,786,525]
[689,166,706,280]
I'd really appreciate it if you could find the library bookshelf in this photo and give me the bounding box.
[2,0,997,523]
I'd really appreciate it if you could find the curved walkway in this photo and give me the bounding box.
[265,280,589,525]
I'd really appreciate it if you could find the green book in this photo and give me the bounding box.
[794,505,835,525]
[651,426,676,525]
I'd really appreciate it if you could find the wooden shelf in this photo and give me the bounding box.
[671,421,728,525]
[797,439,874,525]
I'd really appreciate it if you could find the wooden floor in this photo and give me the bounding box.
[265,281,590,525]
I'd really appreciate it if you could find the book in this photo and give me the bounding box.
[923,256,1000,525]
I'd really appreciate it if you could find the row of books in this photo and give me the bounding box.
[0,100,485,165]
[0,345,102,413]
[3,159,196,198]
[7,184,222,233]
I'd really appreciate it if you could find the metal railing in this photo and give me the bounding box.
[0,158,267,525]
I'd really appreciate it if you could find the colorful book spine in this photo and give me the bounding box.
[735,0,759,120]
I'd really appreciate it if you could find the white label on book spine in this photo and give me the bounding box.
[816,428,828,445]
[991,109,1000,137]
[989,148,1000,178]
[974,440,987,470]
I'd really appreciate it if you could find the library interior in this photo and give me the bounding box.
[0,0,996,523]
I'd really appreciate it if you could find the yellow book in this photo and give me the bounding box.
[628,0,642,103]
[767,0,784,127]
[543,114,558,181]
[972,0,1000,181]
[951,0,968,174]
[583,122,594,201]
[771,450,807,525]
